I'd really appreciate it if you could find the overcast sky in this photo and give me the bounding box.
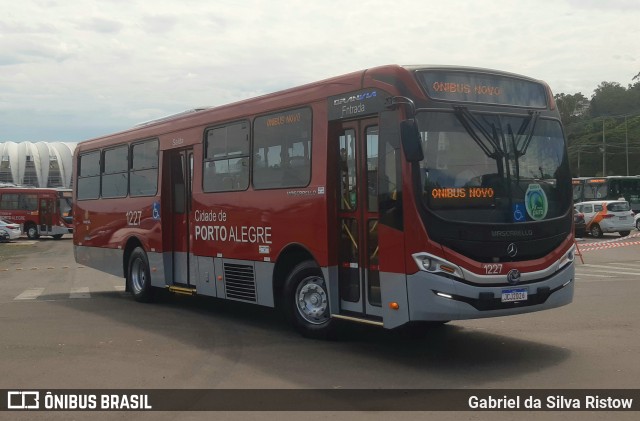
[1,0,639,142]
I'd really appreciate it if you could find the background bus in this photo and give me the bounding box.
[572,176,640,212]
[73,65,574,337]
[0,186,73,239]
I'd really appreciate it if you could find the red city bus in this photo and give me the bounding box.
[0,186,73,239]
[73,65,575,337]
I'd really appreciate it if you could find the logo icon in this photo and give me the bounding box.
[7,391,40,409]
[507,243,518,258]
[525,184,548,221]
[507,269,521,285]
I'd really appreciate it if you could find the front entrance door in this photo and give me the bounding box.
[39,198,53,234]
[167,149,194,286]
[335,118,382,317]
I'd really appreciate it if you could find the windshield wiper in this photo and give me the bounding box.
[516,111,540,155]
[453,106,504,159]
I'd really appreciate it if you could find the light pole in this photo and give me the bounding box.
[602,119,606,176]
[625,115,629,176]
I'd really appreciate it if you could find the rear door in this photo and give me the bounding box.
[167,148,194,286]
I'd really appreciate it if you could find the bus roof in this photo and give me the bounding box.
[76,64,551,151]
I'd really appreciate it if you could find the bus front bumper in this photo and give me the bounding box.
[404,263,574,322]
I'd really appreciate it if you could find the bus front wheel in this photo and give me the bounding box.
[284,261,334,339]
[26,224,39,240]
[127,247,155,303]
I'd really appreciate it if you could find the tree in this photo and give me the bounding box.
[590,81,629,117]
[554,92,589,124]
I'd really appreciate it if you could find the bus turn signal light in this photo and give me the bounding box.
[439,265,456,274]
[389,302,400,310]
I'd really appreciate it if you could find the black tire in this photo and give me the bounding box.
[619,231,630,237]
[636,219,640,230]
[590,224,603,238]
[52,234,63,240]
[26,224,39,240]
[127,247,155,303]
[283,261,334,339]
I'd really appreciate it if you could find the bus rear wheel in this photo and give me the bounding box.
[127,247,155,303]
[284,261,334,339]
[26,224,39,240]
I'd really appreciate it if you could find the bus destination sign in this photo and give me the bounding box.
[417,70,548,108]
[429,186,495,208]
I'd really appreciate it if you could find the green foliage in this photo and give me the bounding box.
[555,73,640,177]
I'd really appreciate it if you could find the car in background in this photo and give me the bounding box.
[0,217,21,242]
[634,212,640,230]
[573,208,586,237]
[575,200,635,237]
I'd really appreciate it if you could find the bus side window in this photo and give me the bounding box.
[253,108,312,190]
[203,121,250,193]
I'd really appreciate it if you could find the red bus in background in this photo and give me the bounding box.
[73,65,575,337]
[0,186,73,239]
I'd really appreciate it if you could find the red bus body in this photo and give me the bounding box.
[0,187,73,239]
[73,65,575,334]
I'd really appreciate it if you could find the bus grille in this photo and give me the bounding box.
[223,263,257,302]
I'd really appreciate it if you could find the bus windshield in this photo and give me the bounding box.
[416,110,571,223]
[59,197,72,222]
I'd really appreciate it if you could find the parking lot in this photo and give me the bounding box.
[1,234,639,420]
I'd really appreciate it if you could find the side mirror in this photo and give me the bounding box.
[400,119,424,162]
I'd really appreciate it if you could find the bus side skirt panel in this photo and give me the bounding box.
[194,255,217,297]
[74,245,124,278]
[379,271,411,329]
[191,256,275,307]
[148,252,166,287]
[324,266,340,316]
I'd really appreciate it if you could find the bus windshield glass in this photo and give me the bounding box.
[416,111,571,223]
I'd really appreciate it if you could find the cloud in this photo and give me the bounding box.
[1,0,640,141]
[75,17,124,34]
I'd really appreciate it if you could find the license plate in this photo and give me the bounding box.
[619,216,627,220]
[501,288,528,303]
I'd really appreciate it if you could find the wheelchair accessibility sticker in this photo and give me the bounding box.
[152,202,161,220]
[513,203,526,222]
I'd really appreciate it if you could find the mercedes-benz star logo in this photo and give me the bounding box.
[507,269,521,285]
[507,242,518,258]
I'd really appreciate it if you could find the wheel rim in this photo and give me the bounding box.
[591,225,600,237]
[295,276,329,325]
[28,227,37,238]
[131,258,147,294]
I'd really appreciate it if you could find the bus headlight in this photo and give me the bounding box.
[557,244,575,271]
[412,252,465,280]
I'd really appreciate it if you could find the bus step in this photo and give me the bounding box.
[167,285,197,296]
[332,314,384,327]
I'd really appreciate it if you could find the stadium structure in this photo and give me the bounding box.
[0,142,76,188]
